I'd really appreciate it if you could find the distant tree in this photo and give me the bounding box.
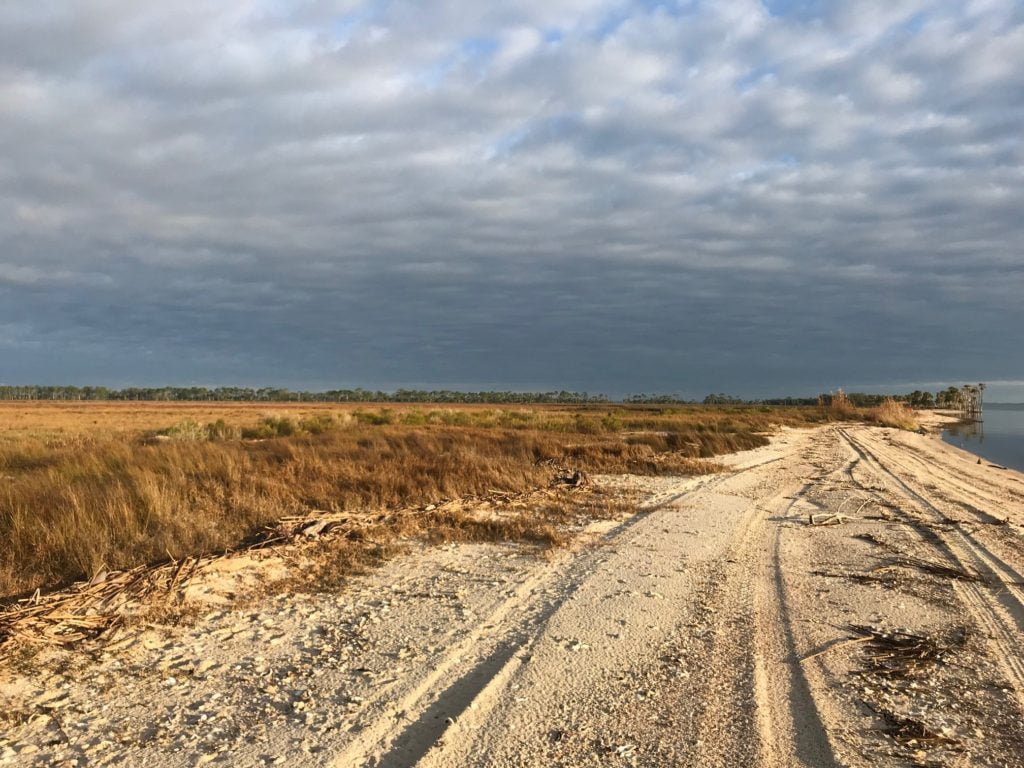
[703,393,743,405]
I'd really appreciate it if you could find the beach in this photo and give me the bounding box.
[3,418,1024,767]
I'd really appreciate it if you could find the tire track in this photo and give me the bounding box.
[690,429,844,768]
[871,434,1020,523]
[688,497,774,768]
[330,510,645,768]
[333,463,768,767]
[853,429,1024,588]
[421,433,822,768]
[837,427,1024,711]
[906,432,1024,496]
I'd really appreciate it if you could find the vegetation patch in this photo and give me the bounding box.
[870,398,920,431]
[0,403,832,603]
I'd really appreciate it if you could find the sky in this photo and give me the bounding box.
[1,1,1022,400]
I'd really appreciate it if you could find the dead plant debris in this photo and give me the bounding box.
[0,557,204,653]
[887,556,985,583]
[852,532,897,550]
[850,624,967,679]
[869,702,961,749]
[0,479,635,662]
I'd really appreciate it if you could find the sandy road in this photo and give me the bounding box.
[403,430,834,768]
[3,424,1024,767]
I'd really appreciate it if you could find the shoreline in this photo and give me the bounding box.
[924,407,1024,475]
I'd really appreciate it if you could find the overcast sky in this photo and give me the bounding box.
[1,1,1022,399]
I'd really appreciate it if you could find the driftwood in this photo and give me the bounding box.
[852,532,895,550]
[885,555,985,583]
[552,468,589,488]
[808,495,877,526]
[800,634,874,663]
[808,513,853,526]
[851,624,967,678]
[802,623,966,678]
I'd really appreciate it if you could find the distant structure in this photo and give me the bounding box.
[955,383,985,421]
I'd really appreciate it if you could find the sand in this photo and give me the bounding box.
[2,420,1024,767]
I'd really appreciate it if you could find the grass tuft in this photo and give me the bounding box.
[871,398,919,430]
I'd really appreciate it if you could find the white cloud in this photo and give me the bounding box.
[0,0,1021,391]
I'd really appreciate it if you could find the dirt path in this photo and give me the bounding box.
[3,425,1024,767]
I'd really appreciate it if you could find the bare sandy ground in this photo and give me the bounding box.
[3,422,1024,767]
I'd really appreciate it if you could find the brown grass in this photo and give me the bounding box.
[0,429,536,599]
[871,398,919,430]
[0,401,826,440]
[818,389,919,430]
[0,403,829,603]
[823,388,860,420]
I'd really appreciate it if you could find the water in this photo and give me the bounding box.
[942,403,1024,472]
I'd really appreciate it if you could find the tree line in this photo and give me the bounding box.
[0,386,611,404]
[812,387,972,409]
[0,385,974,406]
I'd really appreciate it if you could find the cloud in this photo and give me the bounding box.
[0,0,1021,395]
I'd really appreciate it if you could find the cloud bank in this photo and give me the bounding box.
[1,0,1022,396]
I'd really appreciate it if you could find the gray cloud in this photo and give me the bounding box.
[1,0,1022,397]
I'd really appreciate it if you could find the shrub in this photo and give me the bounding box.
[156,419,241,442]
[298,414,336,435]
[157,419,208,441]
[873,398,918,430]
[497,410,533,429]
[572,415,602,434]
[399,410,428,426]
[353,409,393,426]
[241,416,297,439]
[205,419,240,441]
[601,414,624,431]
[431,410,471,427]
[829,389,858,419]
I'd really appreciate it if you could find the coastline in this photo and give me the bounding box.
[925,407,1024,475]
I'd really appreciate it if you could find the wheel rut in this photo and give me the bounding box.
[334,469,746,767]
[837,427,1024,712]
[330,508,660,768]
[350,432,830,768]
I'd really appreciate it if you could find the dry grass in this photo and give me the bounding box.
[871,398,919,430]
[818,390,919,430]
[0,428,538,599]
[822,389,860,420]
[0,402,829,603]
[0,401,826,440]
